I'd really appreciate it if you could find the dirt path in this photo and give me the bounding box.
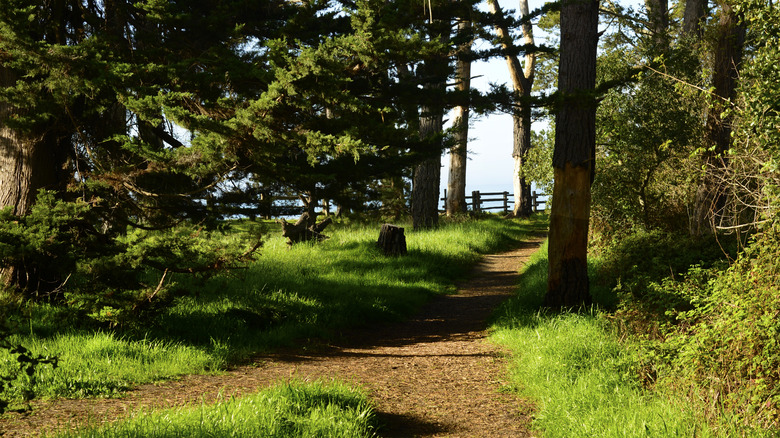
[0,238,543,437]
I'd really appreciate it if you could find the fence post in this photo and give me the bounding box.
[534,191,541,212]
[471,190,481,213]
[503,191,509,215]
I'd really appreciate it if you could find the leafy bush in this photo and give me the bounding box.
[0,322,58,413]
[0,191,263,328]
[593,229,737,314]
[654,231,780,429]
[595,226,780,431]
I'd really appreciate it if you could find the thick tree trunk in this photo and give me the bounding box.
[683,0,708,36]
[0,71,61,216]
[412,17,449,229]
[545,0,599,309]
[645,0,669,48]
[0,66,69,293]
[692,3,744,235]
[546,164,592,307]
[446,24,471,216]
[412,113,442,229]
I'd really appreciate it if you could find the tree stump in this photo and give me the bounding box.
[377,224,407,256]
[279,212,333,245]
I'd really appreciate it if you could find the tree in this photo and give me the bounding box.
[683,0,709,36]
[411,13,453,229]
[692,0,746,234]
[0,0,455,302]
[487,0,537,217]
[544,0,599,308]
[412,103,446,229]
[591,0,705,234]
[446,13,472,216]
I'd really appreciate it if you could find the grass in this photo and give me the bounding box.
[49,380,377,438]
[1,215,548,407]
[489,241,723,437]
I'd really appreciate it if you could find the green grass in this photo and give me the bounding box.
[50,380,377,438]
[490,241,722,437]
[2,215,547,407]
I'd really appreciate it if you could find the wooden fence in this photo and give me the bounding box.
[232,190,547,218]
[441,190,547,215]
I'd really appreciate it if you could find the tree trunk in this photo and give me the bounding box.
[0,66,69,293]
[412,119,442,229]
[446,17,472,216]
[488,0,536,218]
[411,19,448,230]
[683,0,708,36]
[545,0,599,309]
[692,2,744,235]
[645,0,669,49]
[512,110,534,217]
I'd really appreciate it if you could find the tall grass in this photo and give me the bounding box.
[50,380,376,438]
[490,241,721,437]
[2,215,547,406]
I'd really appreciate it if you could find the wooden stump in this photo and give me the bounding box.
[377,224,407,256]
[279,212,333,245]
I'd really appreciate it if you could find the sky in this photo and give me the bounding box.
[441,58,517,196]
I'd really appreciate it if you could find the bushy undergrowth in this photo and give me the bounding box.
[0,215,546,410]
[593,227,780,434]
[50,380,377,438]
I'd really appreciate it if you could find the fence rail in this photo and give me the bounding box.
[231,190,547,219]
[441,190,547,215]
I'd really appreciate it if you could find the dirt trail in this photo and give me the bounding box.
[0,238,544,437]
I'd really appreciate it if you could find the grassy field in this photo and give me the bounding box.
[2,215,547,435]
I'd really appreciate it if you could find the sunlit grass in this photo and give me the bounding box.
[490,241,722,437]
[50,380,377,438]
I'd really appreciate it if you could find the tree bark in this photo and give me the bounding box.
[545,0,598,309]
[411,21,448,230]
[645,0,669,49]
[692,2,744,235]
[683,0,708,36]
[487,0,536,217]
[446,17,471,216]
[412,118,442,229]
[513,108,534,217]
[0,69,62,216]
[0,66,69,293]
[377,224,408,256]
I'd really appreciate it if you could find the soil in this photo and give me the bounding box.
[0,238,544,437]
